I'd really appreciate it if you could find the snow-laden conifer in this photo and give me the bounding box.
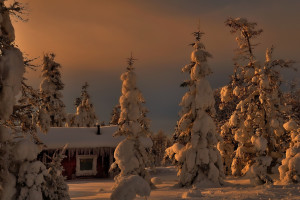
[220,18,294,184]
[110,104,121,125]
[165,29,224,187]
[43,145,70,200]
[40,53,66,127]
[67,82,98,127]
[110,54,152,200]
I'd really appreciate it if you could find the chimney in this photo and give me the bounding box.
[97,124,101,135]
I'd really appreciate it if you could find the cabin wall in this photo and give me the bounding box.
[40,147,115,180]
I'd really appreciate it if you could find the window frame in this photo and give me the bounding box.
[76,155,98,176]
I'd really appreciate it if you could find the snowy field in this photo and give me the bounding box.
[68,167,300,200]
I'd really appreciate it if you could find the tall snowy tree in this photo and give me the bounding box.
[0,1,25,198]
[67,82,98,127]
[110,54,152,200]
[0,1,47,199]
[0,1,69,199]
[40,53,66,127]
[165,29,224,187]
[220,18,294,185]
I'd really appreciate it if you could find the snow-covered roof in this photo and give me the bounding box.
[38,126,152,149]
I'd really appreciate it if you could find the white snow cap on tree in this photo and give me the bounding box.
[166,29,224,187]
[110,54,152,200]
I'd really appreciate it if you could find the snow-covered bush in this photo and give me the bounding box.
[111,175,151,200]
[278,119,300,184]
[40,53,66,127]
[110,55,152,199]
[166,29,224,187]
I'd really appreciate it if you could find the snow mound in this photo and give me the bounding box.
[110,175,151,200]
[182,186,202,199]
[151,177,162,185]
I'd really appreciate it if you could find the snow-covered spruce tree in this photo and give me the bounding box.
[222,18,293,185]
[43,145,70,200]
[217,18,264,176]
[67,82,98,127]
[110,55,152,200]
[40,53,66,127]
[110,104,121,125]
[278,119,300,184]
[165,30,224,187]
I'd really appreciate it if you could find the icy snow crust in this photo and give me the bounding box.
[38,126,152,149]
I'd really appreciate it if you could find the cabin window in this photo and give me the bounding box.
[80,158,93,170]
[76,155,97,176]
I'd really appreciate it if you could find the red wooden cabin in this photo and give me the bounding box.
[38,125,152,179]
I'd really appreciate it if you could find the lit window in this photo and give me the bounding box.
[76,155,97,176]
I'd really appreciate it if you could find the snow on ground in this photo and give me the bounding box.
[68,166,300,200]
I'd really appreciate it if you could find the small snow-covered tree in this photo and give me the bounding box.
[110,55,152,200]
[278,119,300,184]
[110,104,121,125]
[151,130,171,166]
[67,82,98,127]
[221,18,294,185]
[43,145,70,200]
[165,29,224,187]
[40,53,66,127]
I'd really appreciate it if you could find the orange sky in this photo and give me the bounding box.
[11,0,300,133]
